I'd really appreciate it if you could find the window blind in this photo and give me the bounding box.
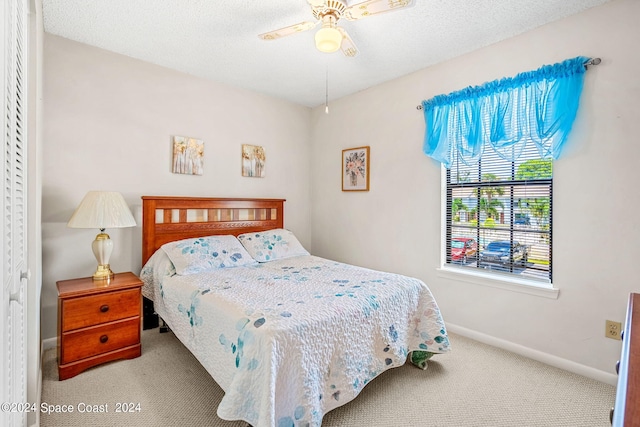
[446,141,552,282]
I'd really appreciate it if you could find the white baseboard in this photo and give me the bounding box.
[446,323,618,386]
[42,337,56,351]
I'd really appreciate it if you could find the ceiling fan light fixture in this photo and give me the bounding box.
[315,27,342,53]
[315,13,342,53]
[259,0,415,58]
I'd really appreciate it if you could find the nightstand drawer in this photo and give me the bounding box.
[61,317,140,364]
[61,289,140,332]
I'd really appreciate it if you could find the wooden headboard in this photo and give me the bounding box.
[141,196,286,264]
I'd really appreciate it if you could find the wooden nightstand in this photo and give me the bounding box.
[57,271,142,380]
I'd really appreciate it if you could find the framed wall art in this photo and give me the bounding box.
[242,144,266,177]
[342,146,369,191]
[172,135,204,175]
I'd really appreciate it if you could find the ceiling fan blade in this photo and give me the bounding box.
[344,0,416,21]
[337,27,359,57]
[258,21,318,40]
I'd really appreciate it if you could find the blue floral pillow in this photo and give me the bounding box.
[237,228,309,262]
[161,235,257,275]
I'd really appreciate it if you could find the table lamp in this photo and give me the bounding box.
[67,191,136,280]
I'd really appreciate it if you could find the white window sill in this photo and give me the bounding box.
[436,266,559,299]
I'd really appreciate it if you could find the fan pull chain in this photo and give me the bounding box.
[325,65,329,114]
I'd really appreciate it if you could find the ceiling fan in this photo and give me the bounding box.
[258,0,416,57]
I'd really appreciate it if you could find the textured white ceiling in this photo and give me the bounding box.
[42,0,611,107]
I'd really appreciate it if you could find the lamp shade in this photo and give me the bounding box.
[67,191,136,229]
[315,27,342,53]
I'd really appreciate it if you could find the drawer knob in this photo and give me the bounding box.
[616,360,620,374]
[100,305,109,313]
[100,335,109,344]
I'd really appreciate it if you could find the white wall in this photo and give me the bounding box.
[41,35,312,341]
[310,0,639,378]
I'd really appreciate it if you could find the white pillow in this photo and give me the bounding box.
[161,234,257,275]
[237,228,309,262]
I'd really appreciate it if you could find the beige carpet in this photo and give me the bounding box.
[41,329,616,426]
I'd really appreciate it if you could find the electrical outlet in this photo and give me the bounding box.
[605,320,622,340]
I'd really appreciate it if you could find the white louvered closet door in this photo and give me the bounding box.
[2,0,29,426]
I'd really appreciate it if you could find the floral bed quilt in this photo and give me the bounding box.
[141,253,450,427]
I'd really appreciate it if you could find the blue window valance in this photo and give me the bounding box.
[421,56,589,168]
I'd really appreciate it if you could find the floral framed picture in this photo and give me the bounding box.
[242,144,266,177]
[342,146,369,191]
[172,135,204,175]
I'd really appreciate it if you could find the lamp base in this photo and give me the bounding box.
[91,232,114,281]
[93,264,114,281]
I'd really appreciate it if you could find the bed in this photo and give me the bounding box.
[139,196,450,427]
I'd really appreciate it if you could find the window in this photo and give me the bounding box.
[421,57,593,285]
[445,145,552,283]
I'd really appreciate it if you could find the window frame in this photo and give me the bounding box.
[439,167,559,299]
